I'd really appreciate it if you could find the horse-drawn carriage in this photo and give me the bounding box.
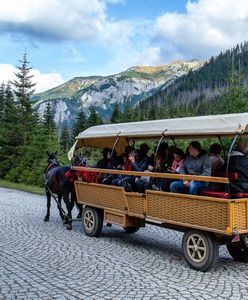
[67,113,248,271]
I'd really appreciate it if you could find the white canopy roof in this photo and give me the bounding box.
[68,113,248,159]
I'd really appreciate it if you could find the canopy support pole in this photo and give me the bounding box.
[217,135,226,159]
[111,133,121,156]
[155,130,167,157]
[225,133,240,195]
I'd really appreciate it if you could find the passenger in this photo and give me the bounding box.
[150,142,170,191]
[167,145,177,167]
[209,143,225,173]
[102,150,119,185]
[228,140,248,193]
[114,150,138,190]
[115,149,149,191]
[170,141,211,195]
[167,148,185,173]
[96,147,110,169]
[123,145,135,171]
[136,142,169,192]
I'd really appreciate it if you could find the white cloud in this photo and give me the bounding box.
[153,0,248,60]
[134,47,162,66]
[0,64,65,93]
[31,70,65,93]
[0,0,130,45]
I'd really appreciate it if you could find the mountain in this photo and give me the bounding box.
[33,60,204,128]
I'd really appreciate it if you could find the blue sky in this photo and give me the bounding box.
[0,0,248,92]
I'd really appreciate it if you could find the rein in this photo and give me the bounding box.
[44,161,60,174]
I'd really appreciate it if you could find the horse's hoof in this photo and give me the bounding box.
[66,224,72,230]
[63,218,69,225]
[44,216,49,222]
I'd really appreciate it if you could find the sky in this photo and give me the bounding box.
[1,0,248,93]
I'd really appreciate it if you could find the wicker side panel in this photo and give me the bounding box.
[146,192,229,231]
[75,182,126,211]
[125,193,145,218]
[233,202,247,230]
[105,211,125,226]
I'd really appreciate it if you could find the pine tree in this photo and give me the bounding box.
[72,108,87,136]
[87,106,103,128]
[43,101,56,138]
[110,103,121,123]
[11,51,37,144]
[122,98,133,122]
[0,82,5,122]
[60,124,70,153]
[0,83,21,178]
[218,57,248,113]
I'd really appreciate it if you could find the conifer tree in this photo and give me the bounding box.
[0,83,20,178]
[0,82,5,122]
[110,102,121,123]
[218,58,248,113]
[72,107,87,136]
[11,51,36,144]
[122,98,133,122]
[60,123,70,153]
[87,106,103,128]
[43,101,56,138]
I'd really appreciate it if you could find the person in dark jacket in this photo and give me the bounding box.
[170,141,211,195]
[228,140,248,193]
[114,149,149,191]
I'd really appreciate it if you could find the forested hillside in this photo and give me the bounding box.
[138,42,248,119]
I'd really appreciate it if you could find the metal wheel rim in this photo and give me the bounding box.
[84,210,95,232]
[186,233,207,263]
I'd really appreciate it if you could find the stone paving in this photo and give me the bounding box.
[0,187,248,300]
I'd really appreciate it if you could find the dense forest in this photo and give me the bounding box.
[137,41,248,119]
[0,53,103,186]
[1,43,248,187]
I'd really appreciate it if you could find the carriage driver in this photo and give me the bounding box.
[170,141,211,195]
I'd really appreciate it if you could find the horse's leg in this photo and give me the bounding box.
[44,191,51,222]
[71,188,82,219]
[63,190,73,230]
[57,194,65,221]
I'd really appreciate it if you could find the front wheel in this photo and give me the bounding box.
[182,230,219,272]
[227,235,248,262]
[82,206,103,237]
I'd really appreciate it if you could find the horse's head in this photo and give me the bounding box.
[46,151,60,167]
[73,155,88,167]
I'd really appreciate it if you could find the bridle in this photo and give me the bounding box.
[45,157,60,174]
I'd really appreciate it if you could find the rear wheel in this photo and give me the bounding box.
[123,226,140,234]
[227,235,248,262]
[82,206,103,237]
[182,230,219,272]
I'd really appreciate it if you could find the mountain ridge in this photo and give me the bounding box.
[33,59,204,128]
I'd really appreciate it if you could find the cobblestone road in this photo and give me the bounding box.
[0,187,248,300]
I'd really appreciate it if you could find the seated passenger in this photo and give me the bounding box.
[96,147,110,169]
[228,140,248,193]
[167,148,185,173]
[102,150,119,184]
[170,141,211,195]
[136,142,170,192]
[209,143,225,173]
[114,149,149,191]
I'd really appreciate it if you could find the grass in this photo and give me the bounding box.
[0,180,45,195]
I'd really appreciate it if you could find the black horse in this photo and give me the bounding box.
[44,151,83,230]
